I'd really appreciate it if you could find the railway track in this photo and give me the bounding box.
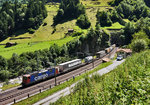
[0,48,117,105]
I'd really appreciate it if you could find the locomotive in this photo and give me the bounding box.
[22,68,59,86]
[22,44,116,86]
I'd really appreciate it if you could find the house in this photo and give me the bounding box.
[102,58,110,63]
[68,29,74,33]
[6,42,17,47]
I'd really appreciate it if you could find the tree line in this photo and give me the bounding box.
[116,0,150,21]
[0,0,47,41]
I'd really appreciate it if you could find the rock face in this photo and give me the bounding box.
[0,76,22,91]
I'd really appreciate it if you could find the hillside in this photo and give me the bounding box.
[0,0,116,58]
[52,50,150,105]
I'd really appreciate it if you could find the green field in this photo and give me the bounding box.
[81,0,113,7]
[0,36,75,59]
[104,22,124,29]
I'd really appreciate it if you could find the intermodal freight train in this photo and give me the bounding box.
[22,59,82,86]
[22,44,115,86]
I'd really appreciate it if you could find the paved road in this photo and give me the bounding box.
[34,59,125,105]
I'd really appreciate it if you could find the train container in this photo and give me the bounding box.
[109,46,113,51]
[84,56,93,63]
[58,59,82,72]
[112,44,116,48]
[96,50,106,58]
[105,48,110,54]
[22,68,58,86]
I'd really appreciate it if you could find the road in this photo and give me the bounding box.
[34,59,125,105]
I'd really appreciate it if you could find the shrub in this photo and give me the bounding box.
[43,22,47,26]
[28,28,35,34]
[96,10,112,27]
[131,39,148,52]
[72,31,84,37]
[76,14,91,29]
[0,70,10,81]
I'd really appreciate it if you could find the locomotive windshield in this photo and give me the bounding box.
[23,76,27,80]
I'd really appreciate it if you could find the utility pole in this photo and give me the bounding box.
[54,60,57,86]
[92,59,94,68]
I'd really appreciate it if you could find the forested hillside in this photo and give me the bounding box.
[0,0,47,40]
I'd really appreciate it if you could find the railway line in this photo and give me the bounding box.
[0,47,117,105]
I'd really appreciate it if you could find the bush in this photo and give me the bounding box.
[72,31,84,37]
[131,39,148,52]
[43,22,47,26]
[76,14,91,29]
[0,70,10,81]
[28,28,35,34]
[96,10,112,27]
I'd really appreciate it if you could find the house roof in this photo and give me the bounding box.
[102,58,110,62]
[68,29,74,32]
[96,50,105,55]
[117,49,132,53]
[6,42,15,44]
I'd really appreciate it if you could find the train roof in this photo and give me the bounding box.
[23,68,51,76]
[59,59,81,66]
[96,50,105,54]
[23,74,30,77]
[85,56,93,59]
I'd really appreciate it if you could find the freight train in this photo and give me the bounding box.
[22,44,116,86]
[22,59,83,86]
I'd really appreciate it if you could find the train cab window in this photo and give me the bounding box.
[23,77,27,80]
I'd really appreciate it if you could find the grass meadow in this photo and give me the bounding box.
[0,36,75,59]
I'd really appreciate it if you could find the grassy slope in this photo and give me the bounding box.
[0,0,125,59]
[0,36,75,58]
[52,50,150,105]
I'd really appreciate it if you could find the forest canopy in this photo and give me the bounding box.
[0,0,47,40]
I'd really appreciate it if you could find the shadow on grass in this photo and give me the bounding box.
[13,29,28,37]
[52,17,76,27]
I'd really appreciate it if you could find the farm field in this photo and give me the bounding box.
[0,36,75,59]
[104,22,124,29]
[81,0,113,7]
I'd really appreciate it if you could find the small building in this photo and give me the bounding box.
[116,49,132,58]
[6,42,17,47]
[68,29,74,33]
[102,58,110,63]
